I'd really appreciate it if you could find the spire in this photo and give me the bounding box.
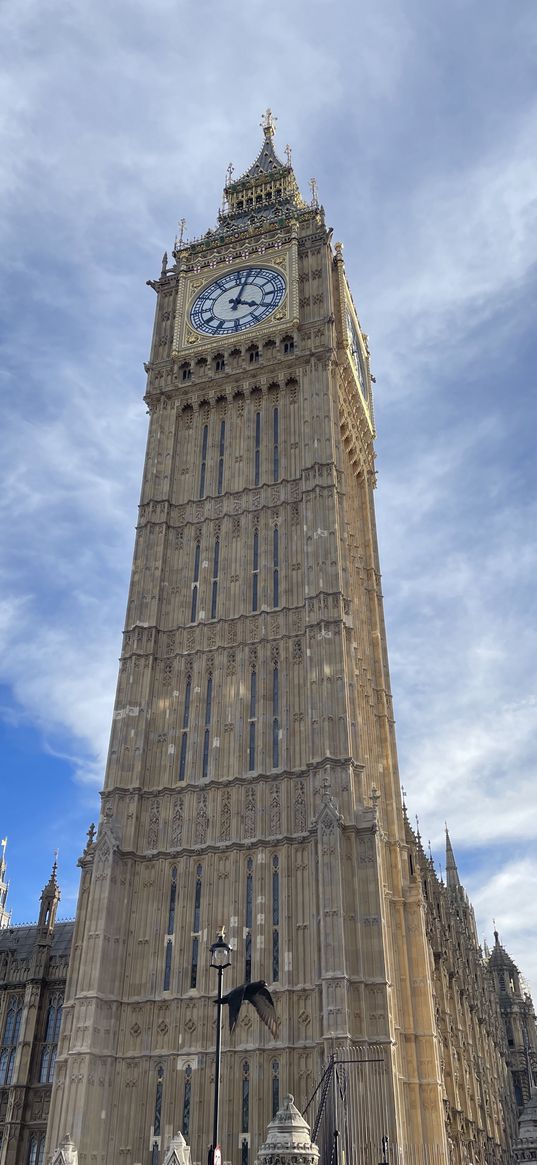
[38,852,61,934]
[445,825,461,889]
[219,111,306,230]
[0,836,11,928]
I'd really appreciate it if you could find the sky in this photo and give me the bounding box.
[1,0,536,995]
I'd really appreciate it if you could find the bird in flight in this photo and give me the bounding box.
[221,980,277,1038]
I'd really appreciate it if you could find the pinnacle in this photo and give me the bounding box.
[445,825,461,889]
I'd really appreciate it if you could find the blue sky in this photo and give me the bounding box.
[1,0,536,992]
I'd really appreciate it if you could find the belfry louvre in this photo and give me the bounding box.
[40,116,523,1165]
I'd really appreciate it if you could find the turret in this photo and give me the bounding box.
[489,929,537,1107]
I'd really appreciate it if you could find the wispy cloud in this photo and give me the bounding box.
[0,0,536,995]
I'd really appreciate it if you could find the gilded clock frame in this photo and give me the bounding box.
[172,241,299,356]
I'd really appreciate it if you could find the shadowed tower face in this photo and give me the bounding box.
[46,115,449,1165]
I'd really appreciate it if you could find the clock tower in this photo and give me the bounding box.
[46,114,449,1165]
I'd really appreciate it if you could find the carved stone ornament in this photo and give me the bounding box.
[50,1136,79,1165]
[255,1095,319,1165]
[162,1131,192,1165]
[147,798,161,849]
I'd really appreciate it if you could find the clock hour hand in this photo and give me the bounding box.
[228,296,258,309]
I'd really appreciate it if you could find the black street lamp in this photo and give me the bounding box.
[209,928,232,1165]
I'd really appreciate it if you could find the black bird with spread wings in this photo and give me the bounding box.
[220,980,277,1038]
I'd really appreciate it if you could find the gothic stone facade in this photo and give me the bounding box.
[0,868,72,1165]
[3,121,521,1165]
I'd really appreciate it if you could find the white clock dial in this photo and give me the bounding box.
[190,266,286,336]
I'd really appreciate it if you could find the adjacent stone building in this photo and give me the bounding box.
[0,860,73,1165]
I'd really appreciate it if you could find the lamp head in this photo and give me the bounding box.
[210,928,232,969]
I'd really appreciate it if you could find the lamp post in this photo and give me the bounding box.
[209,928,232,1165]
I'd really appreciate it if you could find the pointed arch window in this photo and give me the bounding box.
[272,855,280,982]
[271,1058,280,1117]
[211,539,220,620]
[179,677,191,782]
[254,411,261,486]
[248,670,257,772]
[151,1063,164,1165]
[202,675,213,780]
[217,420,225,495]
[273,406,279,481]
[28,1137,45,1165]
[163,866,177,990]
[182,1064,193,1138]
[241,1059,250,1132]
[272,666,280,768]
[252,528,259,613]
[199,423,208,498]
[39,994,63,1082]
[273,526,279,608]
[0,996,22,1085]
[190,864,202,988]
[245,857,253,983]
[191,542,201,624]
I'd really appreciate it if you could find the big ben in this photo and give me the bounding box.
[46,113,450,1165]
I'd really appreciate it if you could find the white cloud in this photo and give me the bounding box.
[0,0,536,998]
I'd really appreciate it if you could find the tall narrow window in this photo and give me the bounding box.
[283,336,294,355]
[151,1064,164,1165]
[199,423,208,498]
[273,527,279,608]
[211,539,220,620]
[28,1138,45,1165]
[254,411,261,486]
[179,678,191,781]
[202,675,212,780]
[163,941,173,992]
[272,666,280,768]
[182,1065,192,1138]
[39,994,63,1083]
[249,345,259,364]
[271,1058,280,1117]
[272,855,280,982]
[190,864,202,988]
[191,543,200,623]
[0,996,22,1086]
[163,866,177,990]
[273,406,279,481]
[217,420,225,495]
[252,529,259,613]
[245,857,253,983]
[248,670,256,772]
[242,1059,250,1132]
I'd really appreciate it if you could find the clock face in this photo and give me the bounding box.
[190,266,286,336]
[346,310,368,401]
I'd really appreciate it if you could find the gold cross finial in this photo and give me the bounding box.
[261,109,276,137]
